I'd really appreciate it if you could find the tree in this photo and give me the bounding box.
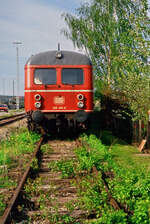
[113,0,150,121]
[63,0,137,84]
[63,0,150,122]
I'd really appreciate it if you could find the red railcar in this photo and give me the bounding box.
[24,50,93,132]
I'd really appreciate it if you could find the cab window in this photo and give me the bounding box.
[34,68,56,85]
[62,68,84,85]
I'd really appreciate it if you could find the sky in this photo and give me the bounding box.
[0,0,90,96]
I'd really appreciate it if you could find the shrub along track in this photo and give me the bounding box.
[78,139,133,214]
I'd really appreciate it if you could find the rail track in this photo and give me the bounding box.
[0,113,26,127]
[0,133,128,223]
[0,136,44,224]
[1,136,86,223]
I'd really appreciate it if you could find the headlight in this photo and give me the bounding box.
[55,51,62,59]
[35,102,41,108]
[34,94,41,101]
[77,94,84,101]
[77,101,84,109]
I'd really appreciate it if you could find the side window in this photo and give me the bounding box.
[62,68,84,85]
[34,68,56,85]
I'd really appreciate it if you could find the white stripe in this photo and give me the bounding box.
[41,110,93,112]
[24,89,93,93]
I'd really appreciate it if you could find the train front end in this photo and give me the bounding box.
[24,50,93,132]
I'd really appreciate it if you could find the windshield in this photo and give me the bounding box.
[34,68,56,85]
[62,68,84,85]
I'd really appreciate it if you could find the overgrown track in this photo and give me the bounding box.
[0,113,26,127]
[27,139,87,222]
[0,135,88,223]
[0,136,44,224]
[12,137,86,223]
[0,133,129,223]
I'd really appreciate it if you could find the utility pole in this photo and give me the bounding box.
[13,41,22,110]
[13,79,15,97]
[3,78,5,96]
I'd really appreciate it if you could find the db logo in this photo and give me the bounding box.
[54,96,65,105]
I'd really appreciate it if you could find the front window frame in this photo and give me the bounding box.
[34,68,57,85]
[61,68,84,85]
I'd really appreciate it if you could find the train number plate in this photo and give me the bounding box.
[54,96,65,105]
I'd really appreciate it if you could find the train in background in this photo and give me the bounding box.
[24,48,93,133]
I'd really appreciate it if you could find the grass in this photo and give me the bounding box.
[48,159,75,178]
[0,127,41,216]
[98,129,150,172]
[0,127,40,167]
[110,144,150,171]
[79,132,150,223]
[41,144,53,154]
[0,195,5,216]
[0,175,17,189]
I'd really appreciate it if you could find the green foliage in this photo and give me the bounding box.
[58,215,75,224]
[63,0,136,84]
[31,158,39,173]
[75,134,108,171]
[41,144,52,154]
[49,132,150,222]
[76,174,107,214]
[48,213,76,224]
[74,133,150,223]
[130,200,150,224]
[11,129,40,154]
[49,160,75,178]
[63,0,150,122]
[0,175,17,189]
[0,151,12,166]
[0,128,40,166]
[24,178,42,198]
[100,130,119,145]
[91,209,127,224]
[0,128,41,216]
[0,195,5,216]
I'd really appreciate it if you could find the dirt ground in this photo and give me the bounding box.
[0,118,27,141]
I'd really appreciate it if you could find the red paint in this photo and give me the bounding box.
[24,65,93,113]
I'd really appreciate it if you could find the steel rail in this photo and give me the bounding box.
[0,136,44,224]
[0,113,26,127]
[0,112,25,122]
[77,138,134,216]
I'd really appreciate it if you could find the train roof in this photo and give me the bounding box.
[26,50,92,66]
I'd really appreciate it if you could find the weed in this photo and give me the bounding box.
[41,144,53,154]
[24,178,42,199]
[0,128,40,167]
[0,176,17,188]
[0,195,6,216]
[77,133,150,223]
[31,158,39,173]
[90,209,127,224]
[75,135,109,172]
[48,213,76,224]
[56,160,75,178]
[48,160,75,178]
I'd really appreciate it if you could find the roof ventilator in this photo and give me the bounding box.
[56,43,62,59]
